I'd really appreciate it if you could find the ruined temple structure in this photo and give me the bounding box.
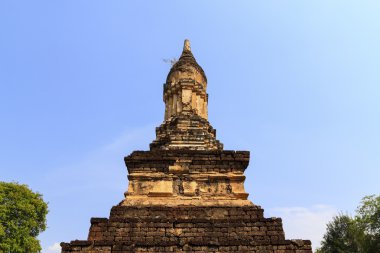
[61,40,312,253]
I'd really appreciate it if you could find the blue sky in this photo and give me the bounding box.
[1,1,379,251]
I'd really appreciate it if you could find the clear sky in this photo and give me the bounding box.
[1,1,379,252]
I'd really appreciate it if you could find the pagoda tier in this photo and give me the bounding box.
[122,150,250,207]
[61,205,311,252]
[150,115,223,151]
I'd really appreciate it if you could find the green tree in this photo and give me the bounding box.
[355,195,380,253]
[317,214,360,253]
[0,182,48,253]
[317,195,380,253]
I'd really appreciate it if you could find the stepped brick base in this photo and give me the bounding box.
[61,206,311,253]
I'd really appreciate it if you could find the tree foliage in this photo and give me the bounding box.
[317,195,380,253]
[0,182,48,253]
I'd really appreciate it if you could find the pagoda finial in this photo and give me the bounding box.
[183,39,191,52]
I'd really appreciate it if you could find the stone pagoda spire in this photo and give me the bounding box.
[61,40,312,253]
[164,39,208,120]
[150,39,223,151]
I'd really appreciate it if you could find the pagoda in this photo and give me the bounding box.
[61,40,312,253]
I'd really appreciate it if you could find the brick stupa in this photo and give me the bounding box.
[61,40,312,253]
